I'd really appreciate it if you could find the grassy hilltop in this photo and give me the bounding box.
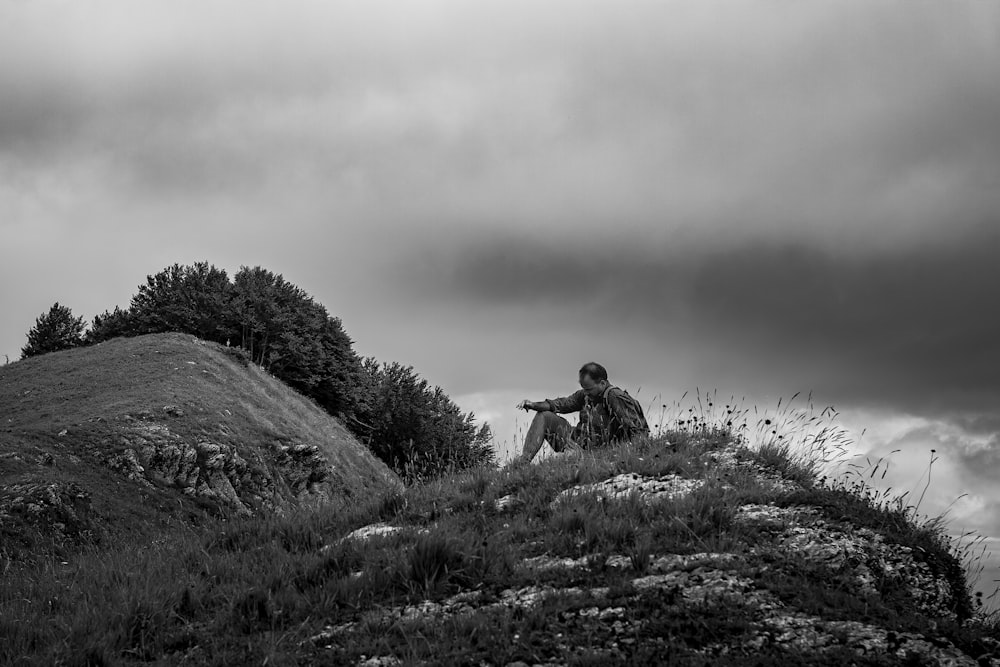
[0,333,399,562]
[3,340,1000,665]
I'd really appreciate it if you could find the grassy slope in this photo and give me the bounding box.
[0,333,398,557]
[4,423,1000,666]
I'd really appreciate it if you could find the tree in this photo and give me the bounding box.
[21,303,86,358]
[129,262,234,343]
[85,306,138,345]
[355,359,495,479]
[231,266,364,417]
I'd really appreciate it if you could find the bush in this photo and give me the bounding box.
[355,360,495,480]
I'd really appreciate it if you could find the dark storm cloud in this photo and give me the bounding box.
[423,221,1000,416]
[2,0,999,395]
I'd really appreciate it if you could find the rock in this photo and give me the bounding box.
[521,552,740,575]
[270,441,329,493]
[553,472,704,506]
[104,449,151,486]
[0,482,93,543]
[162,405,184,417]
[494,494,521,512]
[357,656,403,667]
[341,523,403,542]
[109,421,261,514]
[737,503,961,620]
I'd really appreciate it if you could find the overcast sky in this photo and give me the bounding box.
[2,0,999,598]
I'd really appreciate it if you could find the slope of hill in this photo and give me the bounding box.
[0,333,399,559]
[4,418,999,665]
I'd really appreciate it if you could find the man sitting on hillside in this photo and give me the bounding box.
[513,362,649,465]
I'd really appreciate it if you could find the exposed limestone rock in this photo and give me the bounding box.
[703,442,804,495]
[747,613,977,666]
[309,584,609,644]
[104,415,339,515]
[630,568,758,606]
[104,448,151,486]
[553,472,704,505]
[737,503,960,621]
[270,441,329,493]
[0,482,93,543]
[735,502,822,527]
[522,551,741,575]
[356,657,402,667]
[545,441,801,511]
[322,522,432,553]
[341,523,404,542]
[312,544,979,666]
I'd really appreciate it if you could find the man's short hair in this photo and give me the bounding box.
[579,362,608,383]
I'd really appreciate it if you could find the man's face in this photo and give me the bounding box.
[579,373,605,398]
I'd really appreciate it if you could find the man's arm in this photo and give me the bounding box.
[517,390,586,414]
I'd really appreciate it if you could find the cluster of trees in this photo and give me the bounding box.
[359,360,493,479]
[21,262,494,478]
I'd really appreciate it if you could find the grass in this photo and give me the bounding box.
[3,391,1000,664]
[0,333,399,565]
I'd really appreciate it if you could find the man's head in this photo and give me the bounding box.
[578,362,609,398]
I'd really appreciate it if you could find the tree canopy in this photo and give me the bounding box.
[355,359,494,480]
[21,303,86,359]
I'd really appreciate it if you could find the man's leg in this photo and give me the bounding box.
[516,411,580,465]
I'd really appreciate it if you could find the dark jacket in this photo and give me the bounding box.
[544,386,649,447]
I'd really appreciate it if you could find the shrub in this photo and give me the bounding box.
[356,360,495,480]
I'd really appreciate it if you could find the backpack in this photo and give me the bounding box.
[601,386,650,442]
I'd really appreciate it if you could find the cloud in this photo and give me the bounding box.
[4,0,997,219]
[407,220,1000,417]
[2,0,999,411]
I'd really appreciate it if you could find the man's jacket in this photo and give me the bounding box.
[544,386,650,447]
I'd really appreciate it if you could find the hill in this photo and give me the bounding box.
[4,416,1000,665]
[0,332,400,560]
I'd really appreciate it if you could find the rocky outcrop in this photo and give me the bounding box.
[269,440,330,494]
[736,503,959,621]
[323,436,986,665]
[104,411,335,515]
[311,547,984,665]
[0,482,94,546]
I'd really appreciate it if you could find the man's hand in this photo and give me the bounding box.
[516,400,534,411]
